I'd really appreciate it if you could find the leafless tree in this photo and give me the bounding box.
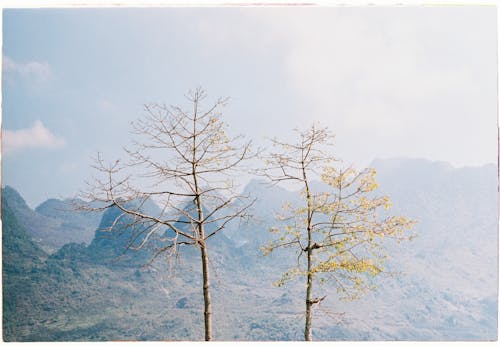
[79,88,254,341]
[260,124,415,341]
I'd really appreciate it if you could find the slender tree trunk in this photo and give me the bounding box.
[200,239,212,341]
[191,95,213,341]
[195,196,212,341]
[305,247,313,341]
[303,161,314,341]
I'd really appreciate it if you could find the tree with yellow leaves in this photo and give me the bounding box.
[260,125,415,341]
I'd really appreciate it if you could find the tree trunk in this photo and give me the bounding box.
[200,240,212,341]
[305,247,313,341]
[302,159,314,341]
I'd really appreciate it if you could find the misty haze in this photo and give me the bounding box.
[2,5,497,342]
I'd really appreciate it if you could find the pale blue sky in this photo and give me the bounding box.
[2,6,497,207]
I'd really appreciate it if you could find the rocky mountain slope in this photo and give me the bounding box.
[2,158,497,341]
[2,187,102,253]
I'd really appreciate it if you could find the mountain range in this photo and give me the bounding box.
[2,157,498,341]
[2,187,102,253]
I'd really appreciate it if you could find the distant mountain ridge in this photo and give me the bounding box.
[2,157,498,341]
[1,186,103,253]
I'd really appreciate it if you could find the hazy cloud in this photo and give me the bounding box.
[3,120,66,155]
[3,56,51,83]
[229,8,497,167]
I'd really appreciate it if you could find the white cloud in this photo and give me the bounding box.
[3,56,51,83]
[233,7,497,167]
[3,120,66,155]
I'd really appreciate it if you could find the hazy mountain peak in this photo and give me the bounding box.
[370,157,454,172]
[35,198,67,214]
[243,179,272,194]
[2,185,30,211]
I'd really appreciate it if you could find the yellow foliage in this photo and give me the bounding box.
[261,126,416,305]
[313,258,382,277]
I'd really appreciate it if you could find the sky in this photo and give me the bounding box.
[2,6,498,208]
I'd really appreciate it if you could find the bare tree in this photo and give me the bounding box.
[79,88,254,341]
[260,124,415,341]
